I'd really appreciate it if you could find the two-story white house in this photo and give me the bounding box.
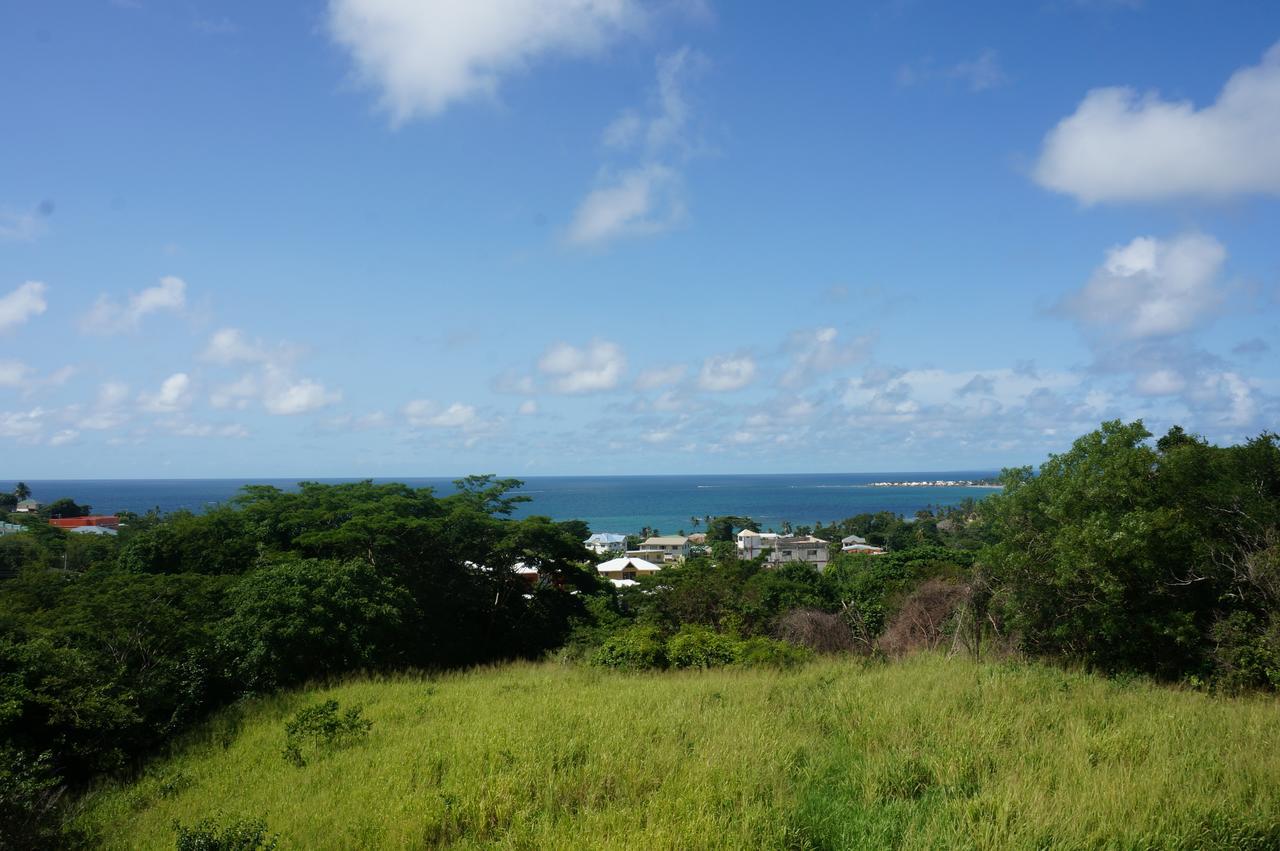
[584,532,627,555]
[737,529,830,570]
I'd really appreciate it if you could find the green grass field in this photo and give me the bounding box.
[74,655,1280,850]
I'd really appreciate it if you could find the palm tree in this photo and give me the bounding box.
[14,482,31,501]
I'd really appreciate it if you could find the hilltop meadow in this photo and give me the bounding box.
[3,420,1280,848]
[75,658,1280,850]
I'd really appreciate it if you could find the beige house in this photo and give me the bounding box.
[637,535,691,563]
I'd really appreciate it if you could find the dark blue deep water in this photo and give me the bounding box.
[10,473,1000,536]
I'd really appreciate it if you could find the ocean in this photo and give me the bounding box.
[10,473,1000,536]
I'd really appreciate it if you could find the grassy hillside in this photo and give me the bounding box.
[74,656,1280,850]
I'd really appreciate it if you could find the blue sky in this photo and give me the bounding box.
[1,0,1277,477]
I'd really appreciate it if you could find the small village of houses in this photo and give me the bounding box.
[581,528,884,589]
[0,498,122,538]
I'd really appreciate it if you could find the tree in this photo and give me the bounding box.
[981,420,1211,677]
[14,482,31,501]
[42,497,90,519]
[705,515,759,543]
[218,557,415,693]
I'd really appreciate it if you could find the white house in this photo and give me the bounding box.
[737,529,830,569]
[596,556,662,587]
[584,532,627,555]
[15,499,40,513]
[841,533,885,555]
[636,535,690,563]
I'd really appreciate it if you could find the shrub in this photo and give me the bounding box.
[666,625,738,669]
[1211,611,1280,693]
[879,579,970,658]
[0,747,75,850]
[281,700,373,767]
[590,624,667,670]
[172,815,277,851]
[776,608,856,654]
[735,636,812,669]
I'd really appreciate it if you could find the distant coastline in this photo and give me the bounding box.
[865,479,1001,488]
[5,473,1002,534]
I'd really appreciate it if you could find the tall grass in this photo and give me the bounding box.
[74,655,1280,849]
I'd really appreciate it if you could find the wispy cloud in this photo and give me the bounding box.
[568,47,706,245]
[80,276,187,334]
[0,200,54,242]
[0,282,48,333]
[897,49,1009,92]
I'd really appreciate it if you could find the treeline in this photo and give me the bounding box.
[2,420,1279,847]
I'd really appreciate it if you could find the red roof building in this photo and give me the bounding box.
[49,515,120,530]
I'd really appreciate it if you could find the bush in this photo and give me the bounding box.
[878,579,970,658]
[735,636,812,669]
[0,747,76,850]
[281,700,373,767]
[172,815,277,851]
[590,624,667,670]
[1211,611,1280,693]
[776,608,857,654]
[666,625,738,669]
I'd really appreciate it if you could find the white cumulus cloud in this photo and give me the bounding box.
[327,0,642,124]
[263,378,342,416]
[538,339,626,393]
[202,328,340,416]
[1034,42,1280,203]
[139,373,193,413]
[1058,234,1227,340]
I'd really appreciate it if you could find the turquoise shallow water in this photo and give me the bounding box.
[10,472,999,536]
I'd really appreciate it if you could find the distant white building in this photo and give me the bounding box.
[596,556,662,587]
[15,499,40,513]
[636,535,690,563]
[584,532,627,555]
[737,529,830,569]
[841,533,885,555]
[69,526,117,536]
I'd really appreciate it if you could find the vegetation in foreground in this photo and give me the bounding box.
[75,656,1280,850]
[3,419,1280,846]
